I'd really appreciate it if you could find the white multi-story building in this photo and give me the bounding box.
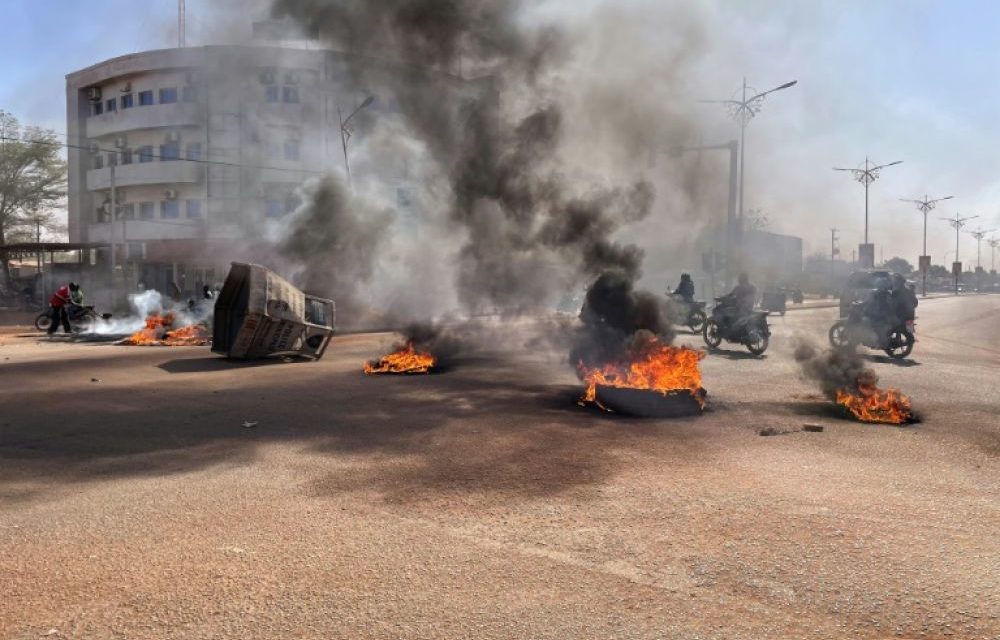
[66,42,489,301]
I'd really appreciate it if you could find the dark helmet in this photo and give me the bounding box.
[891,273,906,289]
[68,282,79,291]
[738,272,749,285]
[681,273,691,281]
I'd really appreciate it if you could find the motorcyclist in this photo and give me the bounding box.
[69,282,83,305]
[47,283,73,335]
[863,278,896,336]
[891,273,917,324]
[672,273,695,304]
[720,273,757,330]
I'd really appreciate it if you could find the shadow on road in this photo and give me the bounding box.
[865,355,922,367]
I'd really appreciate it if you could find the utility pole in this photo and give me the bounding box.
[969,228,995,292]
[834,157,902,268]
[109,163,118,308]
[901,194,954,297]
[830,228,839,262]
[989,237,999,274]
[942,214,977,294]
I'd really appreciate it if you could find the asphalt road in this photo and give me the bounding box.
[1,296,997,639]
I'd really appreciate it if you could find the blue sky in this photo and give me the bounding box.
[3,0,999,264]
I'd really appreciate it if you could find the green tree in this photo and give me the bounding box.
[0,111,67,288]
[881,256,914,275]
[928,264,949,278]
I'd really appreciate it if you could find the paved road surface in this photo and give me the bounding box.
[1,296,997,639]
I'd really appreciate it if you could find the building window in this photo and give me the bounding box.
[139,146,154,163]
[121,94,134,109]
[161,200,180,219]
[265,85,280,103]
[120,149,133,165]
[185,143,202,161]
[159,87,178,104]
[92,102,103,116]
[138,90,154,106]
[93,154,104,170]
[106,98,117,112]
[186,199,202,218]
[181,85,198,103]
[282,86,300,103]
[107,151,118,167]
[160,143,180,161]
[139,202,155,220]
[283,139,300,161]
[127,243,144,259]
[265,199,283,219]
[116,203,135,220]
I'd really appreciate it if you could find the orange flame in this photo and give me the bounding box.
[835,376,913,424]
[364,343,436,374]
[123,313,209,346]
[578,339,705,407]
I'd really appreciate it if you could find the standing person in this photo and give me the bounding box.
[47,283,72,335]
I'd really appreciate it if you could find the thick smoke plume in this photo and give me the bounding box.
[792,339,877,399]
[278,175,395,324]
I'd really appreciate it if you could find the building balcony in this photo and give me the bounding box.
[86,219,204,243]
[86,102,204,138]
[86,161,203,191]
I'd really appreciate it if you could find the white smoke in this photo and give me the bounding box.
[88,290,213,335]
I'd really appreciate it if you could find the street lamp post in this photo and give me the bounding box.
[969,228,995,292]
[702,78,797,219]
[834,157,902,267]
[338,95,375,189]
[900,194,953,297]
[989,237,999,274]
[941,214,977,294]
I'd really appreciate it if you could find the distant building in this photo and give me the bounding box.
[66,43,490,303]
[742,229,803,286]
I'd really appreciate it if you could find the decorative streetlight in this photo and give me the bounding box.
[941,214,977,294]
[702,78,797,221]
[969,228,995,292]
[989,237,1000,274]
[834,157,902,267]
[900,194,953,296]
[338,95,375,189]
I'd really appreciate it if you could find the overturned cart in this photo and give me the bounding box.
[213,262,335,360]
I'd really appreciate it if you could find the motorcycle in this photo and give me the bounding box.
[828,302,914,359]
[670,295,707,333]
[34,304,110,333]
[702,297,771,355]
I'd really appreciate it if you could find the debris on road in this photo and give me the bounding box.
[241,421,258,429]
[212,262,335,361]
[802,423,825,432]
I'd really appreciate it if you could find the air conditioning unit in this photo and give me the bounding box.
[260,69,276,84]
[165,189,178,200]
[185,70,200,85]
[120,82,132,93]
[86,87,102,102]
[114,136,128,148]
[165,130,181,143]
[284,71,299,85]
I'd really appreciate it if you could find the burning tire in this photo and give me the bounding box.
[687,309,707,333]
[884,329,914,359]
[745,328,769,355]
[702,318,722,349]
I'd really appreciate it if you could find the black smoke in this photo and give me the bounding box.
[792,339,874,399]
[278,175,394,322]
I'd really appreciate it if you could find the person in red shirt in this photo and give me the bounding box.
[47,283,73,334]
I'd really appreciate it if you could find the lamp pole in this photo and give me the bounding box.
[989,237,999,274]
[701,78,797,276]
[834,157,902,267]
[900,194,953,296]
[969,228,995,292]
[338,95,374,189]
[941,214,977,294]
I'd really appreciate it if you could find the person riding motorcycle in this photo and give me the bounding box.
[719,273,757,330]
[673,273,695,304]
[891,273,917,323]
